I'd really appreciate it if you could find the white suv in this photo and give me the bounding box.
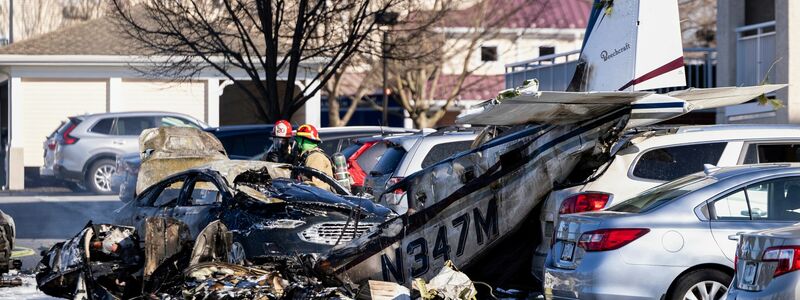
[532,124,800,280]
[363,129,478,201]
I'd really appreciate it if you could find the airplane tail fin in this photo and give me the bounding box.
[568,0,685,92]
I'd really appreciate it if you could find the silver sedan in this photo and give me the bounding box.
[727,224,800,299]
[544,164,800,300]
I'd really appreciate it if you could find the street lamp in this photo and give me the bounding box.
[375,11,398,127]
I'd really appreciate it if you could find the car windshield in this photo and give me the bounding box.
[342,143,362,159]
[371,145,406,175]
[607,174,716,213]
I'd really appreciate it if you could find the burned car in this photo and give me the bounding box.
[0,210,17,274]
[37,219,355,299]
[114,159,392,263]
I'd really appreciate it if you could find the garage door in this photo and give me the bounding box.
[116,79,206,122]
[21,79,107,166]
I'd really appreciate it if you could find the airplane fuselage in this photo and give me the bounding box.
[327,108,631,285]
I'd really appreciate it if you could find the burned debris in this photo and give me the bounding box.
[36,220,358,300]
[36,223,143,299]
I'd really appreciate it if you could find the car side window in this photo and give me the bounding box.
[710,177,800,221]
[160,116,200,128]
[421,141,473,169]
[320,138,355,154]
[711,189,750,220]
[743,143,800,164]
[150,179,186,208]
[632,143,727,181]
[749,177,800,221]
[90,118,114,134]
[113,117,157,136]
[184,176,221,206]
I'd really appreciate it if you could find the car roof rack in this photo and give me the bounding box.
[428,125,484,136]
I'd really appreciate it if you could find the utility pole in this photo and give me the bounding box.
[381,30,388,126]
[375,11,398,127]
[8,0,12,44]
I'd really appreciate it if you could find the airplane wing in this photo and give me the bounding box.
[668,84,788,111]
[455,91,653,125]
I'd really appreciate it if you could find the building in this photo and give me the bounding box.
[0,15,322,190]
[716,0,795,124]
[435,0,590,124]
[323,0,590,127]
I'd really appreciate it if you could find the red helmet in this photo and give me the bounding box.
[273,120,292,138]
[296,124,321,142]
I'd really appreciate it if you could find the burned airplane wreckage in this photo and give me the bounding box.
[36,0,788,298]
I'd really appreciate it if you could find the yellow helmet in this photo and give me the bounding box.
[295,124,321,142]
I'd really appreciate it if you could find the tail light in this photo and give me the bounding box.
[61,123,79,145]
[381,188,406,205]
[47,140,57,150]
[559,192,611,214]
[762,246,800,277]
[578,228,649,252]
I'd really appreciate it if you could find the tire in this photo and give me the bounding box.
[669,269,731,300]
[85,159,117,195]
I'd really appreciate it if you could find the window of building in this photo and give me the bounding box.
[480,46,498,62]
[745,0,775,26]
[539,46,556,57]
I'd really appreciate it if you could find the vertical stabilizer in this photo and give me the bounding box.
[568,0,686,92]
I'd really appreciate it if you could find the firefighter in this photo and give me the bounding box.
[293,124,334,191]
[262,120,294,163]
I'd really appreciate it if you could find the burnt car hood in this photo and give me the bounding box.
[263,178,392,217]
[136,127,228,194]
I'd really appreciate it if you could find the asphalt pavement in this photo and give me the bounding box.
[0,194,121,271]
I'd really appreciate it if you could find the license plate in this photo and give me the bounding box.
[560,242,576,261]
[742,262,758,285]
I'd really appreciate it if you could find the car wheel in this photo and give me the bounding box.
[86,159,116,195]
[670,269,731,300]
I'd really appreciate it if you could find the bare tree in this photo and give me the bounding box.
[111,0,403,123]
[387,0,547,128]
[0,0,112,42]
[679,0,716,48]
[0,0,62,41]
[62,0,108,22]
[321,0,449,127]
[323,53,381,127]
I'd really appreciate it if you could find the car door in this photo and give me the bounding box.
[112,116,159,153]
[708,176,800,261]
[169,173,225,237]
[123,175,188,232]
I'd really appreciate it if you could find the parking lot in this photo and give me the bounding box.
[0,193,117,299]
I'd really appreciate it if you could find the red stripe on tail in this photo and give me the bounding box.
[618,57,684,91]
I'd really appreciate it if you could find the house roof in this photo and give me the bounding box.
[442,0,591,29]
[0,16,139,56]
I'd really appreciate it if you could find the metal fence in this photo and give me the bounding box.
[504,50,580,91]
[736,21,776,87]
[504,48,717,92]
